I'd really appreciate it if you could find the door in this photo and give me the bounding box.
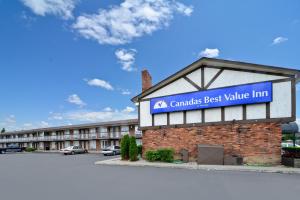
[96,140,100,151]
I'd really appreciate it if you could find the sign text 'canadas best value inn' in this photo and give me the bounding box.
[150,82,273,114]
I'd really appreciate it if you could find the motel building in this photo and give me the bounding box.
[0,119,141,151]
[132,58,300,165]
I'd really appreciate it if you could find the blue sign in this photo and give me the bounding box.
[150,82,272,114]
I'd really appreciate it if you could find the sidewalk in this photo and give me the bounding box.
[95,158,300,174]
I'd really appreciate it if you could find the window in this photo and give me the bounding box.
[121,126,129,132]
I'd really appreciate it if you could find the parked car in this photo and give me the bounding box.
[101,146,121,156]
[281,142,300,148]
[0,144,25,154]
[60,146,88,155]
[281,142,294,148]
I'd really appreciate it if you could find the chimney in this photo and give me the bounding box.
[142,69,152,92]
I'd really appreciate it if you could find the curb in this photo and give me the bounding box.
[95,159,300,174]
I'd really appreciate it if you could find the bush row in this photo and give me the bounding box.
[145,148,174,162]
[25,147,36,152]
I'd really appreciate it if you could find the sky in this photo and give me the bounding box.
[0,0,300,131]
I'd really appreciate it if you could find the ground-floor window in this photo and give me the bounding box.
[101,140,109,149]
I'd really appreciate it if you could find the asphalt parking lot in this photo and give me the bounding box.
[0,153,300,200]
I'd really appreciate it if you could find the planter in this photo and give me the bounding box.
[282,157,300,168]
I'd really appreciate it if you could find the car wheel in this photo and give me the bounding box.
[71,151,75,155]
[84,150,88,153]
[113,151,116,156]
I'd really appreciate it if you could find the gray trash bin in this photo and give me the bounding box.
[180,149,189,163]
[197,144,224,165]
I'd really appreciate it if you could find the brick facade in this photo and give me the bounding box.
[142,122,282,165]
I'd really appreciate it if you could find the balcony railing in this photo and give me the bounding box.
[0,131,142,143]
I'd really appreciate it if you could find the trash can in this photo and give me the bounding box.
[180,149,189,163]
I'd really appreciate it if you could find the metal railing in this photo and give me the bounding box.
[0,131,142,143]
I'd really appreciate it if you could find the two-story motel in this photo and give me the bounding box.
[0,119,140,151]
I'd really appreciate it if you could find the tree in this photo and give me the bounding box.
[1,128,5,133]
[120,134,130,160]
[129,136,138,161]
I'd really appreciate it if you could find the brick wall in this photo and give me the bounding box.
[142,122,282,165]
[142,70,152,92]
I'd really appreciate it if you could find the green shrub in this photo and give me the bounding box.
[145,150,160,162]
[157,148,174,162]
[129,136,138,161]
[121,134,130,160]
[25,147,36,152]
[145,148,175,162]
[137,145,142,156]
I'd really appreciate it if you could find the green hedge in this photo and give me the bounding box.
[129,136,138,161]
[145,150,160,162]
[25,147,36,152]
[121,135,130,160]
[145,148,174,162]
[157,148,174,162]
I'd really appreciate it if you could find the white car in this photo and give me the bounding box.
[101,146,121,156]
[281,142,300,148]
[281,142,294,148]
[60,146,88,155]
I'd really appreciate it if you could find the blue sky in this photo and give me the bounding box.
[0,0,299,131]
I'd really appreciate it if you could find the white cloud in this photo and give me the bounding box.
[5,115,16,124]
[72,0,193,45]
[85,78,114,90]
[23,123,33,128]
[49,106,137,122]
[121,89,131,95]
[122,106,135,113]
[199,48,220,58]
[21,0,77,20]
[115,49,137,71]
[103,107,113,112]
[175,2,193,16]
[40,121,49,127]
[272,36,288,45]
[21,121,49,130]
[67,94,86,107]
[48,113,63,120]
[0,115,52,131]
[0,115,16,130]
